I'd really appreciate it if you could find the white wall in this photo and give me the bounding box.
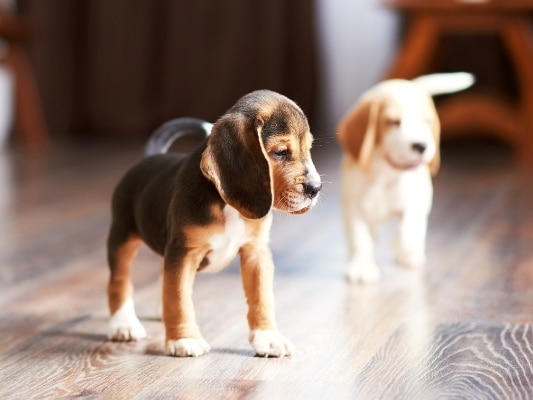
[314,0,399,134]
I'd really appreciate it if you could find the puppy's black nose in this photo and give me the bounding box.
[303,182,322,199]
[411,142,427,154]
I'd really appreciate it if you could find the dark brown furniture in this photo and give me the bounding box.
[383,0,533,165]
[0,9,48,151]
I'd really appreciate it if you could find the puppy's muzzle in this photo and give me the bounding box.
[411,142,427,154]
[287,161,321,215]
[303,162,322,200]
[303,181,322,200]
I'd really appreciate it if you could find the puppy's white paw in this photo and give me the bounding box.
[107,314,146,342]
[249,330,294,358]
[346,261,381,283]
[166,338,210,357]
[396,251,425,269]
[108,299,147,341]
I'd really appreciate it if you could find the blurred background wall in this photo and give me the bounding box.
[17,0,319,139]
[314,0,399,136]
[12,0,401,141]
[5,0,520,145]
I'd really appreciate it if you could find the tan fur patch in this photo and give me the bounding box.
[264,132,315,213]
[107,235,141,314]
[163,262,202,341]
[240,243,276,331]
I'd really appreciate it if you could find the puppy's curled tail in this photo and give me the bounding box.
[144,117,213,157]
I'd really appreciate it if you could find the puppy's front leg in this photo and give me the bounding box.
[240,244,293,357]
[163,247,210,357]
[344,210,381,283]
[395,212,428,269]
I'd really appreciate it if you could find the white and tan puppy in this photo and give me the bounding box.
[337,73,474,283]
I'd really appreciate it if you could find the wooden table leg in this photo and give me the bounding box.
[386,15,440,79]
[501,16,533,167]
[4,46,49,152]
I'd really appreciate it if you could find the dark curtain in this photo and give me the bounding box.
[18,1,319,139]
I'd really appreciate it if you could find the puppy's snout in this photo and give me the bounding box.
[303,181,322,199]
[303,161,321,200]
[411,142,427,154]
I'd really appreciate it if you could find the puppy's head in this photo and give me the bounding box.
[337,80,440,175]
[201,90,322,219]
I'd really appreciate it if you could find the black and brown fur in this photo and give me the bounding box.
[107,90,321,357]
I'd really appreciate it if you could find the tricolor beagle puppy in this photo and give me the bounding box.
[107,90,322,357]
[337,73,474,283]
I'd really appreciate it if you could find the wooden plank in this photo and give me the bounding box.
[1,141,532,399]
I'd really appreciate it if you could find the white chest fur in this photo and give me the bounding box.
[202,205,250,273]
[343,156,433,223]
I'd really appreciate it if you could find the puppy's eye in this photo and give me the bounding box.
[273,149,290,161]
[386,118,401,127]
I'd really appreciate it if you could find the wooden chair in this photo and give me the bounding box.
[383,0,533,166]
[0,8,48,151]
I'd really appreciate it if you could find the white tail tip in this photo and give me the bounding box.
[413,72,475,96]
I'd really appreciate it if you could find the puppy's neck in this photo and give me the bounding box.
[378,148,428,173]
[369,150,404,177]
[363,151,428,188]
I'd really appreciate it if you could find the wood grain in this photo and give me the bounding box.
[1,139,533,399]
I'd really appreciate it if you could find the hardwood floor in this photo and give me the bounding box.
[1,138,532,399]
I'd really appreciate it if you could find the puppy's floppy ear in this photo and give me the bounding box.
[427,96,440,176]
[337,96,381,172]
[427,100,441,176]
[200,114,272,219]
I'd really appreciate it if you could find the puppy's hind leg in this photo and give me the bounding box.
[107,228,147,341]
